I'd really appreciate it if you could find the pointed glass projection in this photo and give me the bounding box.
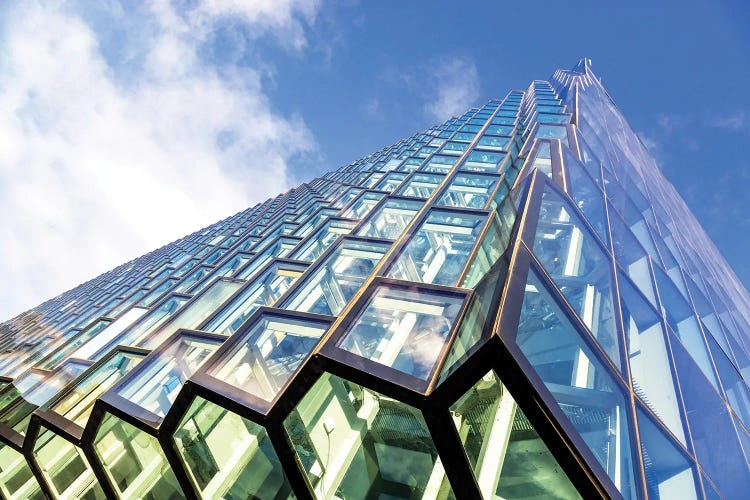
[515,267,637,499]
[355,197,424,240]
[336,281,469,382]
[560,146,608,244]
[283,373,454,499]
[202,310,331,408]
[450,371,580,499]
[529,180,622,371]
[32,430,105,499]
[201,260,308,335]
[172,396,292,499]
[281,237,390,316]
[387,208,490,286]
[291,218,357,263]
[397,172,445,199]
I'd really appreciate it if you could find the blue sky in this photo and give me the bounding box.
[0,0,749,319]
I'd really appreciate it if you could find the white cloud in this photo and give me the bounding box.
[424,57,480,122]
[0,1,320,320]
[706,110,746,131]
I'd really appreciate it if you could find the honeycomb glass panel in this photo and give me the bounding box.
[173,396,293,499]
[0,443,45,500]
[450,371,580,499]
[93,412,183,499]
[282,239,390,316]
[117,334,222,418]
[284,373,454,499]
[530,182,622,371]
[206,313,330,403]
[337,284,466,381]
[50,350,145,428]
[387,209,489,286]
[33,429,105,499]
[516,268,637,499]
[203,262,306,335]
[355,197,423,240]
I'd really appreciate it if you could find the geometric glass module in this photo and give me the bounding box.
[450,370,580,499]
[284,373,454,499]
[337,282,467,381]
[174,396,292,499]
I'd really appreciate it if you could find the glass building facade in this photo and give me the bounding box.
[0,59,749,499]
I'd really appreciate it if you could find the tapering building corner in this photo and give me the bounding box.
[1,59,749,499]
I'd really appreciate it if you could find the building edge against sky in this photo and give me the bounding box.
[0,58,749,499]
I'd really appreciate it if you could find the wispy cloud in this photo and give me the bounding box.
[0,0,321,320]
[706,110,746,131]
[424,56,480,122]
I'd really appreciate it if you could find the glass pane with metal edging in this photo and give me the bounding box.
[291,219,357,263]
[93,412,184,499]
[173,396,293,499]
[34,429,106,499]
[387,208,488,287]
[450,371,580,499]
[282,239,390,316]
[284,373,455,499]
[337,284,467,381]
[437,173,500,210]
[516,268,638,499]
[355,197,423,241]
[0,443,45,500]
[117,334,223,418]
[206,313,329,403]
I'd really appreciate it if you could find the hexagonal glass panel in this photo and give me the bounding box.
[387,208,488,286]
[50,350,145,428]
[202,261,307,335]
[337,283,467,381]
[33,429,106,499]
[93,412,183,499]
[206,312,330,404]
[282,238,390,316]
[117,334,222,418]
[284,373,455,499]
[173,396,293,499]
[450,371,580,499]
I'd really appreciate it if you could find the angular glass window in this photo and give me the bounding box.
[71,307,148,360]
[355,197,423,240]
[50,350,145,428]
[476,134,510,151]
[202,261,307,335]
[173,266,213,293]
[116,333,222,419]
[562,146,608,243]
[340,191,386,220]
[173,396,292,499]
[374,171,408,192]
[93,412,183,499]
[636,407,699,499]
[139,279,243,350]
[205,312,330,405]
[117,296,188,348]
[0,443,45,500]
[608,206,657,306]
[337,283,467,381]
[38,318,112,370]
[282,238,390,316]
[462,150,505,173]
[284,373,454,499]
[515,268,637,499]
[619,272,686,444]
[33,429,105,499]
[398,172,445,199]
[235,236,300,281]
[437,173,500,210]
[530,182,622,371]
[424,155,458,173]
[450,371,580,499]
[292,219,357,264]
[387,208,489,287]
